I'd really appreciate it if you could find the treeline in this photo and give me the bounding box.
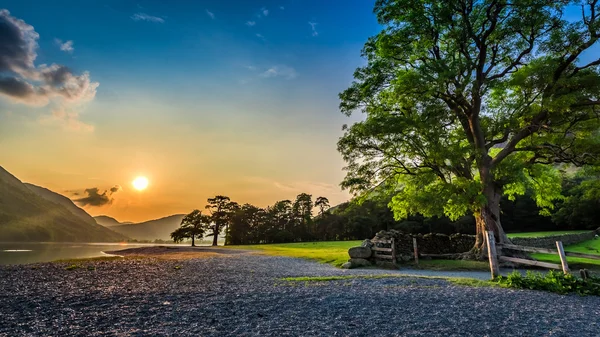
[172,172,600,246]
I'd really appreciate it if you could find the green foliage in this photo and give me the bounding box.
[338,0,600,238]
[494,271,600,296]
[552,167,600,229]
[170,210,210,246]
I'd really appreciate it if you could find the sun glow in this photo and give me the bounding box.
[132,176,149,191]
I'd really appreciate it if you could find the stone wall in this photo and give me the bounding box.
[511,231,597,249]
[372,230,475,256]
[343,229,599,268]
[372,229,598,255]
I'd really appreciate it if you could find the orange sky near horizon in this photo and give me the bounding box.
[2,134,353,223]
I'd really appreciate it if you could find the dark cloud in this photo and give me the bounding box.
[73,186,120,207]
[0,77,38,98]
[0,9,37,73]
[0,10,98,106]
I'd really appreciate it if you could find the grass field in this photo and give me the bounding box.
[532,237,600,269]
[228,230,599,270]
[507,230,591,238]
[230,241,361,267]
[229,241,489,270]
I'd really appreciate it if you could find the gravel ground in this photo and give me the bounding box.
[1,248,599,336]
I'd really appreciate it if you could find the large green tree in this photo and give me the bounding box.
[170,209,210,246]
[339,0,600,254]
[205,195,238,246]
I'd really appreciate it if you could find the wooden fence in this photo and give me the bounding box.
[484,230,600,279]
[371,238,397,264]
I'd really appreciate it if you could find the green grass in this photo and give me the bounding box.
[229,241,361,267]
[507,230,591,238]
[409,259,489,271]
[531,237,600,269]
[281,274,497,288]
[230,241,490,270]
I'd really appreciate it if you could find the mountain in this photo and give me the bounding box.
[24,183,97,226]
[96,214,185,241]
[0,166,127,242]
[94,215,123,227]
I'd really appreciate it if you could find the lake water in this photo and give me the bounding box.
[0,242,193,265]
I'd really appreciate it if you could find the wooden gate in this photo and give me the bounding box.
[371,238,397,264]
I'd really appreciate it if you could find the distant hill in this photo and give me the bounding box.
[94,215,123,227]
[95,214,186,241]
[24,183,98,226]
[0,166,127,242]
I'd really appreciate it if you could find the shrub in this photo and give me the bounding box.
[494,270,600,296]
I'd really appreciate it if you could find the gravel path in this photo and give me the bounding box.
[1,248,599,336]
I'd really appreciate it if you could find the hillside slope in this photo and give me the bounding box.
[0,166,127,242]
[94,215,123,227]
[24,183,98,226]
[102,214,185,241]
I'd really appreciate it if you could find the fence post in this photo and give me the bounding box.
[412,237,419,266]
[485,231,500,279]
[555,241,570,274]
[391,238,397,264]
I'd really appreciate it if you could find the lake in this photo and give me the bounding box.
[0,242,194,265]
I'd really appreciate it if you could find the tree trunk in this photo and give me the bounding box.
[212,224,219,246]
[224,223,229,246]
[191,235,195,247]
[472,183,511,258]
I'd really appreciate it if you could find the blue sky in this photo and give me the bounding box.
[0,0,380,221]
[1,1,597,222]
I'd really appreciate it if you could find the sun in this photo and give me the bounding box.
[132,176,149,191]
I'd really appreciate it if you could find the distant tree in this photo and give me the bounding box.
[553,167,600,229]
[170,209,210,246]
[339,0,600,255]
[293,193,314,240]
[315,196,330,216]
[205,195,239,246]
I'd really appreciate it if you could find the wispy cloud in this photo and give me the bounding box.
[246,21,256,26]
[280,6,285,10]
[206,9,215,19]
[245,65,256,71]
[131,13,164,23]
[308,21,318,36]
[38,107,94,132]
[261,7,269,16]
[260,65,297,80]
[54,39,74,53]
[256,33,266,41]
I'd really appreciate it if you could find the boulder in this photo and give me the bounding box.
[341,262,353,269]
[348,246,372,259]
[349,258,371,267]
[361,239,374,248]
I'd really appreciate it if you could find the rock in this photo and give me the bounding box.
[361,239,374,248]
[348,246,372,259]
[341,262,352,269]
[349,258,371,267]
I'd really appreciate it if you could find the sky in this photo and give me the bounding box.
[0,0,381,222]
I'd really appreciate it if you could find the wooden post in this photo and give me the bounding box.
[391,238,397,264]
[485,231,500,279]
[412,237,419,266]
[555,241,570,274]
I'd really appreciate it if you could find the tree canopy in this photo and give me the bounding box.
[338,0,600,251]
[170,209,211,246]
